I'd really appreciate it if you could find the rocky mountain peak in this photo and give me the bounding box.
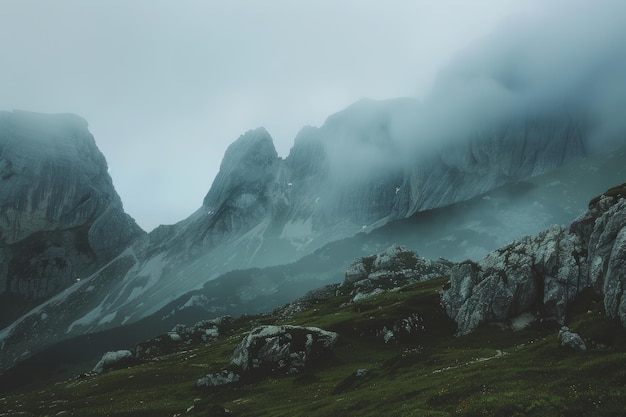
[203,127,279,209]
[0,111,142,319]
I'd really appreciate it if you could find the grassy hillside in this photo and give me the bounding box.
[2,276,625,417]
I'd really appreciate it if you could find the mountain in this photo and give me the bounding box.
[2,185,626,416]
[0,111,144,327]
[0,101,618,372]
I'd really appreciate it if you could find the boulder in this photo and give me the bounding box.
[558,327,587,351]
[231,325,338,374]
[92,350,134,374]
[136,317,228,360]
[197,370,241,388]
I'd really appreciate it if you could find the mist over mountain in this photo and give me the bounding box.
[0,111,143,327]
[1,0,626,375]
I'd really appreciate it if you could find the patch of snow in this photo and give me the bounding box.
[67,304,105,332]
[98,311,117,326]
[126,287,145,302]
[115,254,166,305]
[279,217,314,249]
[183,294,210,309]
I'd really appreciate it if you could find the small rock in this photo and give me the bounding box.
[558,327,587,351]
[197,370,241,388]
[92,350,134,374]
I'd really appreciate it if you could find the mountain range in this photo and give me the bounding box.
[0,98,625,374]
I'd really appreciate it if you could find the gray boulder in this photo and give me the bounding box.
[92,350,134,374]
[197,370,241,388]
[231,325,338,374]
[442,185,626,335]
[344,245,451,301]
[558,327,587,351]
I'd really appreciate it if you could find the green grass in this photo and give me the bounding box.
[2,277,626,416]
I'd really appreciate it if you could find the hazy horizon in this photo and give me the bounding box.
[1,0,624,231]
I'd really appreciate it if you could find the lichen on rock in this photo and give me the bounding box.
[230,325,338,374]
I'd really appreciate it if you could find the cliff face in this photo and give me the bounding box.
[0,111,143,322]
[442,184,626,335]
[193,99,587,259]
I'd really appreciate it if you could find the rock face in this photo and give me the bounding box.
[343,245,452,302]
[230,325,338,374]
[442,184,626,335]
[0,111,142,322]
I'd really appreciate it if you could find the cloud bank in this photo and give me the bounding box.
[316,0,626,178]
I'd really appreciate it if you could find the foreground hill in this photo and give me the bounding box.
[1,185,625,416]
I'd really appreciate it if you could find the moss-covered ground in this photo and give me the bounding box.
[1,277,625,416]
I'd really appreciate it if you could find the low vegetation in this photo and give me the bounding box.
[1,277,625,416]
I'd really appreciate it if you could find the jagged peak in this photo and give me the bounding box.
[203,127,279,208]
[216,127,277,170]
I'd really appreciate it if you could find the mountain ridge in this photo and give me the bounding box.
[0,100,617,371]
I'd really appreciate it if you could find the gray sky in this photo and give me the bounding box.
[1,0,610,231]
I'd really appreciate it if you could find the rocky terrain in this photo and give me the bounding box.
[443,182,626,335]
[1,103,625,372]
[2,184,626,415]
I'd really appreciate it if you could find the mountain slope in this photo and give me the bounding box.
[2,143,625,376]
[3,183,626,415]
[0,102,609,372]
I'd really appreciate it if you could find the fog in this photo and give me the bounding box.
[319,0,626,181]
[1,1,624,230]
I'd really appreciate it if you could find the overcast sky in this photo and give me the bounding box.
[0,0,612,231]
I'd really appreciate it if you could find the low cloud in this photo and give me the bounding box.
[320,0,626,179]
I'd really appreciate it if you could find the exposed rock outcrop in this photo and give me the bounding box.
[558,326,587,351]
[230,325,338,374]
[344,245,452,302]
[135,317,231,360]
[442,184,626,335]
